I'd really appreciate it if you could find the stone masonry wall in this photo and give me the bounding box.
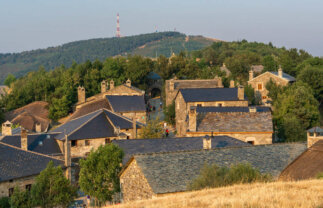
[71,138,109,158]
[0,175,35,198]
[120,160,155,202]
[121,112,147,124]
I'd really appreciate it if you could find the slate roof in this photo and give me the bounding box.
[196,106,271,113]
[174,80,220,90]
[0,142,64,182]
[179,88,243,102]
[113,136,250,164]
[129,143,306,194]
[1,133,62,155]
[50,109,142,140]
[106,95,146,113]
[307,126,323,134]
[270,71,296,81]
[280,140,323,180]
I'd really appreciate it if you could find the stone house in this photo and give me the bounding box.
[175,87,248,137]
[0,141,66,198]
[165,77,223,106]
[119,142,306,202]
[186,106,273,145]
[50,108,144,158]
[247,67,295,104]
[306,126,323,148]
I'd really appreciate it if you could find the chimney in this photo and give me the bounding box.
[203,135,211,150]
[132,117,137,139]
[169,79,175,91]
[216,76,223,87]
[126,79,131,87]
[2,121,12,136]
[110,79,115,89]
[77,86,86,103]
[35,123,41,133]
[229,80,235,88]
[278,66,283,78]
[64,134,71,181]
[21,129,28,150]
[188,106,197,132]
[101,80,107,93]
[249,70,254,81]
[238,85,244,100]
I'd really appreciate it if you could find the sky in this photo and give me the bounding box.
[0,0,322,56]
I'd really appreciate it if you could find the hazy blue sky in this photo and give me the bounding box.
[0,0,322,56]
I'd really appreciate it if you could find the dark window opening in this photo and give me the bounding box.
[247,141,255,145]
[25,184,32,191]
[197,104,202,107]
[85,140,90,146]
[126,136,130,140]
[71,140,77,147]
[9,188,14,197]
[218,103,222,107]
[105,138,111,144]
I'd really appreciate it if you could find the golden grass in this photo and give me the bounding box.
[111,179,323,208]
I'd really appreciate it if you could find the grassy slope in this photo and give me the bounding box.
[111,179,323,208]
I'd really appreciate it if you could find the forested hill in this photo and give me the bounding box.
[0,32,216,83]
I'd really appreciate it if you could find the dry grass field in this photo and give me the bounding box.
[111,179,323,208]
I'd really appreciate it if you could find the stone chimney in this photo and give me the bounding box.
[2,121,12,136]
[238,85,244,100]
[126,79,131,87]
[101,80,107,93]
[229,80,235,88]
[249,70,254,81]
[278,66,283,78]
[35,123,42,133]
[188,107,197,132]
[110,79,115,89]
[169,79,175,91]
[64,134,71,181]
[216,76,223,87]
[203,135,211,150]
[132,117,137,139]
[77,86,86,103]
[21,129,28,150]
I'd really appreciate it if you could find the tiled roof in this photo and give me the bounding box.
[196,110,273,132]
[1,133,62,155]
[307,126,323,134]
[106,95,146,113]
[270,72,296,81]
[113,136,250,164]
[50,109,142,140]
[0,142,64,182]
[174,80,220,90]
[196,106,271,113]
[280,140,323,180]
[132,143,306,194]
[179,88,242,102]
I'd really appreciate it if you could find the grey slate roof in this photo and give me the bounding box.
[1,133,61,155]
[0,142,64,182]
[132,143,306,194]
[174,80,220,90]
[179,88,243,102]
[270,72,296,81]
[307,126,323,134]
[196,106,271,113]
[106,95,146,113]
[113,136,250,164]
[50,109,142,140]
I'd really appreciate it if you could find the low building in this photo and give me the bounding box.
[165,77,223,106]
[306,126,323,148]
[120,143,306,202]
[175,87,248,137]
[247,67,295,104]
[186,106,273,144]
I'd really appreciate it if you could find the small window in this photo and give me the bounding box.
[218,103,223,107]
[247,141,255,145]
[197,104,202,107]
[71,140,77,147]
[85,140,90,146]
[262,96,267,99]
[105,138,111,144]
[9,188,14,197]
[25,184,32,191]
[309,132,314,136]
[257,83,263,90]
[126,136,130,140]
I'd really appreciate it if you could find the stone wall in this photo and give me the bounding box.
[70,138,111,158]
[0,175,35,198]
[120,160,155,202]
[307,132,323,148]
[120,112,147,124]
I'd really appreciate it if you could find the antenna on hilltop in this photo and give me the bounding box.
[116,13,121,38]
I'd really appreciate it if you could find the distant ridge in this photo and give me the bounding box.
[0,32,218,83]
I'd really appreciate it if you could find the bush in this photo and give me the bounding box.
[316,172,323,179]
[188,163,271,191]
[164,101,175,125]
[10,186,31,208]
[0,197,10,208]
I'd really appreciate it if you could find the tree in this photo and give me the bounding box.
[164,101,175,125]
[139,117,164,138]
[79,144,124,205]
[10,186,31,208]
[265,79,286,103]
[31,161,77,208]
[262,55,278,72]
[0,197,10,208]
[4,73,16,87]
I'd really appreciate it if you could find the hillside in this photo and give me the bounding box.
[111,179,323,208]
[0,32,217,83]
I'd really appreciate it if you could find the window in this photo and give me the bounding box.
[257,83,263,90]
[25,184,32,191]
[262,96,267,99]
[309,132,314,136]
[247,141,255,145]
[217,103,223,107]
[9,188,14,197]
[105,138,111,144]
[126,136,130,140]
[197,104,202,107]
[85,140,90,146]
[71,140,77,147]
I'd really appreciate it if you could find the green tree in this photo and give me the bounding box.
[262,55,278,72]
[4,73,16,87]
[164,101,175,125]
[265,79,286,103]
[0,197,10,208]
[139,117,164,138]
[79,144,124,205]
[10,186,31,208]
[31,161,77,208]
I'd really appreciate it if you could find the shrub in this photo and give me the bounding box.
[0,197,10,208]
[316,172,323,179]
[164,101,175,125]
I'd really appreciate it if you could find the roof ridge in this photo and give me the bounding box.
[105,96,115,112]
[68,107,104,122]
